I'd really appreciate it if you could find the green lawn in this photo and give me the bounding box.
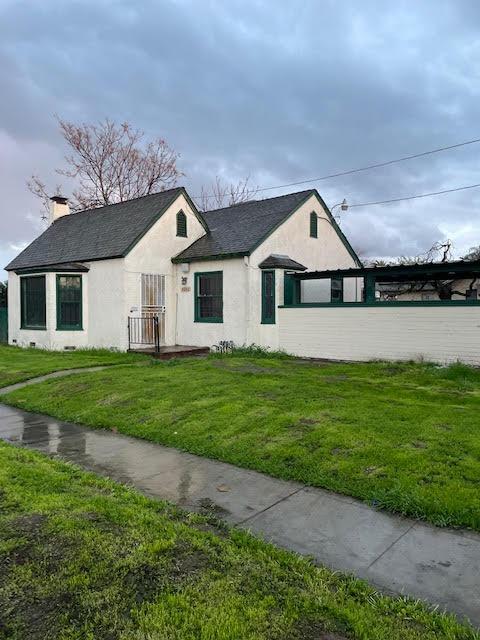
[0,442,476,640]
[3,353,480,530]
[0,344,149,388]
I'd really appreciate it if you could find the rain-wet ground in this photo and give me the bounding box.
[0,401,479,627]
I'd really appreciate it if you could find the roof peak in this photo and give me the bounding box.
[203,189,316,215]
[71,186,185,217]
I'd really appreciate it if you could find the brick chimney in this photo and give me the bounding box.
[49,195,70,224]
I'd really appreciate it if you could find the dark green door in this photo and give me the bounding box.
[0,307,7,343]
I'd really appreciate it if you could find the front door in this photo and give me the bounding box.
[141,274,166,345]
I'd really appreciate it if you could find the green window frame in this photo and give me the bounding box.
[261,270,276,324]
[176,210,187,237]
[21,275,46,330]
[56,275,83,330]
[331,277,343,302]
[194,271,223,323]
[310,211,318,238]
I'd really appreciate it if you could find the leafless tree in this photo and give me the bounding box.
[28,118,182,212]
[373,240,477,300]
[462,245,480,261]
[198,175,259,211]
[27,176,63,223]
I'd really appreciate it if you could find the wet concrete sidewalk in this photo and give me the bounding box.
[0,401,479,627]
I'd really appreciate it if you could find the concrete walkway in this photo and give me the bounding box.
[0,366,118,396]
[0,401,479,626]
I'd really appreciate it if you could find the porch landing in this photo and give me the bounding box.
[128,345,210,359]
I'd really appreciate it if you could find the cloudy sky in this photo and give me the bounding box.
[1,0,480,277]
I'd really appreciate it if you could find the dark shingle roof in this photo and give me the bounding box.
[258,254,307,271]
[6,188,184,271]
[14,262,90,274]
[172,190,316,262]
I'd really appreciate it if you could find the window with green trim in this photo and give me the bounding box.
[57,275,83,330]
[261,270,275,324]
[21,276,46,329]
[310,211,318,238]
[331,277,343,302]
[195,271,223,322]
[176,210,187,237]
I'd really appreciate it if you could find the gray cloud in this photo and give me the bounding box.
[1,0,480,277]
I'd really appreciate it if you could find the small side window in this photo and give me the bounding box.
[261,270,276,324]
[310,212,318,238]
[176,211,187,237]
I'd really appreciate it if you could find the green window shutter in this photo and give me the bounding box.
[21,276,46,329]
[194,271,223,323]
[261,270,276,324]
[57,275,83,330]
[310,212,318,238]
[176,211,187,237]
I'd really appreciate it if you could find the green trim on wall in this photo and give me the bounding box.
[248,191,315,255]
[261,270,276,324]
[56,274,83,331]
[123,187,209,258]
[248,190,362,267]
[194,271,223,323]
[172,251,248,264]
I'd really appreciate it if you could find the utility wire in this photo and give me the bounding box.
[348,182,480,208]
[196,137,480,200]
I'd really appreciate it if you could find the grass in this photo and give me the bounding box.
[0,344,149,388]
[3,352,480,530]
[0,442,476,640]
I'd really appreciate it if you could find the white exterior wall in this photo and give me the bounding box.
[278,306,480,364]
[86,258,126,349]
[247,194,359,348]
[8,270,89,350]
[175,258,248,347]
[125,193,206,345]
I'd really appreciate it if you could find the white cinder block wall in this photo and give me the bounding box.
[278,306,480,364]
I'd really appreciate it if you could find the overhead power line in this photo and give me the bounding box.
[348,182,480,208]
[196,136,480,200]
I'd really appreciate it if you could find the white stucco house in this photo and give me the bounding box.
[5,187,361,352]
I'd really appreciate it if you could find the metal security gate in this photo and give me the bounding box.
[128,274,166,351]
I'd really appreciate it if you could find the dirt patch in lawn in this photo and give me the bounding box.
[291,618,350,640]
[212,361,280,375]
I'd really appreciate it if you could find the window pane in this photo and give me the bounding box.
[196,272,222,321]
[22,276,46,328]
[58,276,82,328]
[262,271,275,323]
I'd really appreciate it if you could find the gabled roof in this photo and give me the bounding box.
[6,186,361,272]
[173,189,361,265]
[258,254,307,271]
[6,188,198,271]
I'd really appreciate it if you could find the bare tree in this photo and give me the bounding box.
[462,245,480,261]
[373,240,477,300]
[198,175,259,211]
[28,118,182,212]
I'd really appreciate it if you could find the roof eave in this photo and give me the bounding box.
[172,251,249,264]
